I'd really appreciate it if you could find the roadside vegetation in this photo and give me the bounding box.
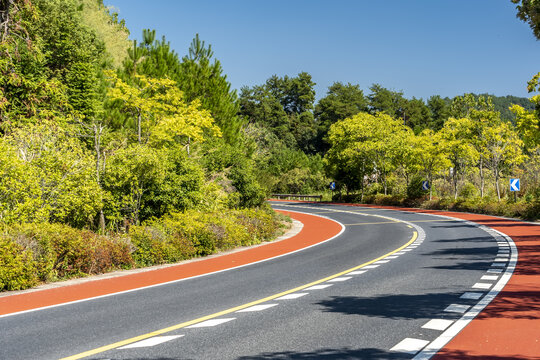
[0,0,538,291]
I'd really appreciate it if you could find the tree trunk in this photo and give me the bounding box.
[495,168,501,201]
[479,157,485,198]
[137,109,142,144]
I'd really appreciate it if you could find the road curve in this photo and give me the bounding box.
[0,202,526,359]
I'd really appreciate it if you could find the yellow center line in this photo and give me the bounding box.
[61,215,418,360]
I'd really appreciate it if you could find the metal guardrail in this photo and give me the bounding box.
[271,194,323,201]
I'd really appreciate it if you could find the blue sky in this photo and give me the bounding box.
[104,0,540,100]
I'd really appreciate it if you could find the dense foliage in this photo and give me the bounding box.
[1,0,539,291]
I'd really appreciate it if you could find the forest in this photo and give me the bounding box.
[0,0,539,291]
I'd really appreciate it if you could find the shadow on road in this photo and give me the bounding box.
[315,292,464,320]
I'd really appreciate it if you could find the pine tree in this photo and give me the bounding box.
[176,34,243,144]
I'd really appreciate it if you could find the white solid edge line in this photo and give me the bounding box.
[0,209,346,319]
[413,222,518,360]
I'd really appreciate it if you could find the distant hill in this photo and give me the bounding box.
[444,94,534,123]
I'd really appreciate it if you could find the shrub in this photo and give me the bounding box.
[0,237,38,291]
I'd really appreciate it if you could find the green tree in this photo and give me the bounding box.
[512,0,540,40]
[427,95,450,131]
[439,117,479,199]
[483,122,526,200]
[239,72,318,153]
[368,84,405,118]
[314,82,368,153]
[413,129,451,200]
[402,97,430,133]
[176,34,242,144]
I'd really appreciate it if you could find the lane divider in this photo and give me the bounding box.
[271,203,519,359]
[60,209,419,360]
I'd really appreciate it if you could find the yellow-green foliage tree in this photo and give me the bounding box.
[439,117,479,199]
[105,71,220,147]
[324,112,412,198]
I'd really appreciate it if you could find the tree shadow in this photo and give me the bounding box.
[430,236,495,243]
[315,292,464,320]
[424,246,498,259]
[237,347,411,359]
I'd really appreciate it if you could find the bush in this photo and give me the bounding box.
[130,208,285,266]
[0,237,38,291]
[3,223,133,282]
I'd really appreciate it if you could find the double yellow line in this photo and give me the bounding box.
[62,227,417,359]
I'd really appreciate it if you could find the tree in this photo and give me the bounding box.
[324,112,411,198]
[413,129,451,200]
[512,0,540,40]
[314,82,368,153]
[368,84,405,118]
[239,72,318,153]
[451,94,500,197]
[106,70,220,147]
[402,97,430,133]
[483,122,526,200]
[439,117,479,199]
[176,34,242,144]
[427,95,450,131]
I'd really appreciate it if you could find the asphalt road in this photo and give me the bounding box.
[0,202,507,360]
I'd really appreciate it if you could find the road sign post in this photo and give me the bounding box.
[510,178,520,202]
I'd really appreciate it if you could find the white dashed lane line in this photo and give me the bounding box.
[186,318,236,328]
[305,284,333,290]
[117,335,184,349]
[328,277,352,282]
[472,282,493,290]
[237,304,278,312]
[422,319,454,331]
[276,293,309,300]
[444,304,471,314]
[391,338,430,354]
[460,292,483,300]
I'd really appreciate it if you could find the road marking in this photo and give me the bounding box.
[385,255,399,259]
[374,260,390,264]
[391,338,429,354]
[481,275,499,281]
[444,304,470,314]
[363,264,380,269]
[472,282,492,290]
[186,318,236,328]
[343,221,399,226]
[276,293,309,300]
[2,209,345,321]
[237,304,278,312]
[117,335,183,349]
[60,210,419,360]
[328,277,352,282]
[487,268,503,274]
[305,284,333,290]
[491,262,506,267]
[422,319,454,331]
[494,258,508,262]
[460,292,483,300]
[414,225,517,360]
[347,270,367,275]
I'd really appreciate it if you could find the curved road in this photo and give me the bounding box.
[0,202,513,359]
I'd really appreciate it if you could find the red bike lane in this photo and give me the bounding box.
[0,210,342,317]
[275,200,540,359]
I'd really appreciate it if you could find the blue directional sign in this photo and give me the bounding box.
[510,178,520,192]
[422,181,430,191]
[329,181,336,191]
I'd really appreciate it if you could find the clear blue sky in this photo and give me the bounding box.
[104,0,540,100]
